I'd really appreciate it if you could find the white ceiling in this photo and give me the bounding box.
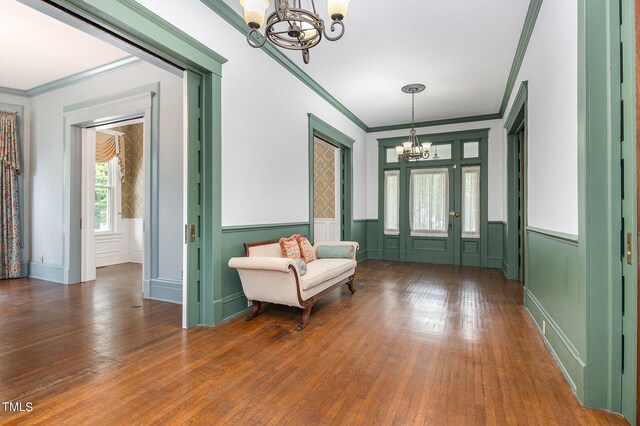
[0,1,129,91]
[224,0,530,127]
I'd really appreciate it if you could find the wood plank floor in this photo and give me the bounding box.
[0,261,628,425]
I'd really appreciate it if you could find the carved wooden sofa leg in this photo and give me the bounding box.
[296,304,314,331]
[246,301,262,321]
[346,274,356,294]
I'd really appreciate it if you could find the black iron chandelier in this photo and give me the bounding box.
[396,84,432,161]
[239,0,351,64]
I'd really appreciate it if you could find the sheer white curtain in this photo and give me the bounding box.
[409,168,449,237]
[462,166,481,238]
[384,170,400,235]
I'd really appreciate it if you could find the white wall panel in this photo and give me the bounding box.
[504,0,578,234]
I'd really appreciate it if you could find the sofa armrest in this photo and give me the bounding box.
[228,256,303,307]
[228,256,297,273]
[313,241,359,260]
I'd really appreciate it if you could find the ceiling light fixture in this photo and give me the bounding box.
[396,84,431,161]
[239,0,351,64]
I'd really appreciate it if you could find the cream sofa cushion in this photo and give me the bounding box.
[300,258,356,290]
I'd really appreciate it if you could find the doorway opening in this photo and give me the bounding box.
[80,118,146,296]
[313,137,343,243]
[517,125,526,282]
[308,114,354,243]
[0,0,197,325]
[377,129,489,266]
[504,81,528,282]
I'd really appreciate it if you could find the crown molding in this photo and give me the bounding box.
[368,113,502,134]
[498,0,543,116]
[0,86,29,97]
[28,56,142,97]
[0,56,143,99]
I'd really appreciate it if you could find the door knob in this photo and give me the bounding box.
[449,211,460,218]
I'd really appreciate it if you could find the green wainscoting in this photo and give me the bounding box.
[524,228,585,400]
[487,221,504,269]
[352,220,368,261]
[366,220,381,260]
[501,222,509,276]
[220,222,310,322]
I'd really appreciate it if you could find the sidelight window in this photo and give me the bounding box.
[384,170,400,235]
[461,166,481,238]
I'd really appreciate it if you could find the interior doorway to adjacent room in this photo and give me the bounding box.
[517,126,526,282]
[313,137,343,242]
[80,119,146,294]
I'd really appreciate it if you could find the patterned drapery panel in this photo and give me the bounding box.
[96,133,126,182]
[0,111,22,279]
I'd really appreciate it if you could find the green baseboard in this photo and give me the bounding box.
[525,289,585,401]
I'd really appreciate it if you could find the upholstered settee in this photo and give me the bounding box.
[228,240,359,331]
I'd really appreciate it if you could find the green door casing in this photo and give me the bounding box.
[378,129,489,267]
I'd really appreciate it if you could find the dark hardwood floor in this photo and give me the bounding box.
[0,261,627,425]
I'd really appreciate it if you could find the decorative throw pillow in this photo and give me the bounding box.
[296,235,316,263]
[279,235,301,259]
[293,259,307,276]
[316,245,355,259]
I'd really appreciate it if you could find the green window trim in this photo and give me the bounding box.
[377,129,490,266]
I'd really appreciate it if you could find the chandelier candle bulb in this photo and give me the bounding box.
[327,0,351,20]
[240,0,269,28]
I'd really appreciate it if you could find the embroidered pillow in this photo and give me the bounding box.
[279,235,301,259]
[293,259,307,276]
[296,235,316,263]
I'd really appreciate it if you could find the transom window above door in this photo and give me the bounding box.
[385,143,452,163]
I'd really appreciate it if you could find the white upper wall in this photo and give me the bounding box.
[135,0,368,226]
[29,61,183,281]
[504,0,578,235]
[366,120,506,221]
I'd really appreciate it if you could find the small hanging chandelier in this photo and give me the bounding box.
[239,0,351,64]
[396,84,431,161]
